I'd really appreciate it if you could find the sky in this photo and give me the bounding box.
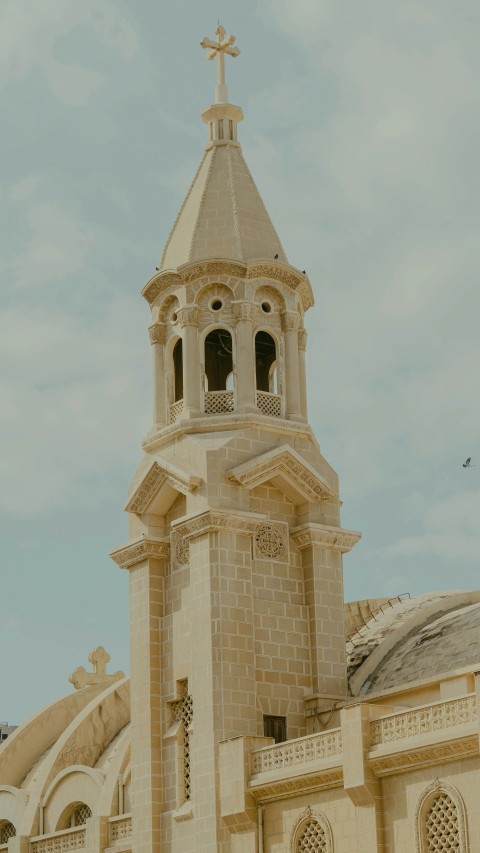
[1,0,479,723]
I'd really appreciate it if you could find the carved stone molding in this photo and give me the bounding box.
[281,310,300,332]
[142,414,314,452]
[254,521,289,562]
[177,305,199,328]
[291,524,362,554]
[170,528,190,568]
[249,768,343,803]
[368,734,478,777]
[125,460,202,515]
[148,322,166,345]
[298,328,308,351]
[142,260,314,312]
[227,445,335,505]
[109,536,170,570]
[173,509,265,541]
[232,300,258,323]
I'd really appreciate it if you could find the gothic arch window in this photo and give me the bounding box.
[291,807,333,853]
[60,803,92,830]
[0,822,16,845]
[204,329,233,391]
[255,331,277,393]
[415,781,468,853]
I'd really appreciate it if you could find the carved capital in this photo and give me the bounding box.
[233,301,258,323]
[281,310,300,332]
[148,322,166,345]
[109,536,170,570]
[177,305,199,328]
[298,328,308,351]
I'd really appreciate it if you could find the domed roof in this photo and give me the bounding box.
[347,590,480,696]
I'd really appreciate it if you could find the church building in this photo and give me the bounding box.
[1,26,480,853]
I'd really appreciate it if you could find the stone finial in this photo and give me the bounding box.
[69,646,125,690]
[200,24,240,103]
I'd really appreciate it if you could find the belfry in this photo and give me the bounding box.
[109,24,360,853]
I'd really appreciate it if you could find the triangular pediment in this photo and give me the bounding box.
[125,460,201,516]
[226,446,335,505]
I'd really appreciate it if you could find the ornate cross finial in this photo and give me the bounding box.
[200,24,240,104]
[69,646,125,690]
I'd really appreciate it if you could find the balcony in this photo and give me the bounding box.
[30,827,86,853]
[249,729,343,799]
[204,390,234,414]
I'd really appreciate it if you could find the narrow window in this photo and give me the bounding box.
[173,339,183,402]
[296,819,327,852]
[263,714,286,743]
[255,331,276,392]
[424,793,460,852]
[171,680,193,802]
[204,329,233,391]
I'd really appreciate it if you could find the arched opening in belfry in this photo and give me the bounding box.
[173,339,183,401]
[204,329,233,391]
[255,331,277,393]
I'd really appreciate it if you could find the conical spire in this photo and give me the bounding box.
[159,25,287,271]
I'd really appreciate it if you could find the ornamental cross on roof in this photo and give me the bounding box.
[69,646,125,690]
[200,24,240,104]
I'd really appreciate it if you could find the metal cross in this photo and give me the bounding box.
[200,24,240,103]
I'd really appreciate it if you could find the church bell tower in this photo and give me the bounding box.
[110,25,360,853]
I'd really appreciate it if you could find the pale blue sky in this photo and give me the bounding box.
[1,0,479,722]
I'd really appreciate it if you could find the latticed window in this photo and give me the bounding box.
[171,680,193,801]
[0,822,16,845]
[424,793,460,852]
[65,804,92,828]
[297,820,327,853]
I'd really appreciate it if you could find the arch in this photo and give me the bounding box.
[204,328,233,392]
[57,803,92,831]
[255,330,277,393]
[195,282,235,311]
[0,821,16,845]
[157,294,180,325]
[290,806,333,853]
[42,766,103,833]
[415,779,468,853]
[172,338,183,402]
[255,284,285,314]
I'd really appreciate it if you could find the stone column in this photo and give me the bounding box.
[148,323,167,428]
[281,311,303,420]
[298,328,308,421]
[110,537,169,853]
[178,306,200,418]
[233,301,258,412]
[291,524,360,698]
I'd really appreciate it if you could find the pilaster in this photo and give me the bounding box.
[178,306,200,418]
[281,311,303,420]
[298,328,308,420]
[233,301,258,412]
[148,323,167,427]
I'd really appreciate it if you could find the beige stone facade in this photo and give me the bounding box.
[2,25,480,853]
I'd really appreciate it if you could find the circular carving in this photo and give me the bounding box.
[255,523,287,560]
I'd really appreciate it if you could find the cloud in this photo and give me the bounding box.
[0,0,138,105]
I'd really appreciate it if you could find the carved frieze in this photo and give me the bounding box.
[173,510,264,541]
[109,536,170,570]
[291,524,361,553]
[227,446,335,504]
[125,461,201,515]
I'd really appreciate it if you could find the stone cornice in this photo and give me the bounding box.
[291,523,362,553]
[142,413,316,453]
[248,767,343,803]
[227,445,335,505]
[109,536,170,570]
[142,259,314,312]
[125,460,202,515]
[172,509,265,540]
[368,733,478,777]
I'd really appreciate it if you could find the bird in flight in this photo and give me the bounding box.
[463,457,474,468]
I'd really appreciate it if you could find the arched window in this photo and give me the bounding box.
[61,803,92,829]
[0,822,16,845]
[204,329,233,391]
[291,808,332,853]
[173,339,183,402]
[416,781,467,853]
[255,331,276,392]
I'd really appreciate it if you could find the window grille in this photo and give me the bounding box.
[72,805,92,827]
[425,793,460,852]
[297,820,327,853]
[0,823,16,844]
[171,682,193,801]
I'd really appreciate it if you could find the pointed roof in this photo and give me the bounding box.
[160,141,287,271]
[159,27,287,271]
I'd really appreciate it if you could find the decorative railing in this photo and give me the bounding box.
[251,728,342,777]
[0,845,9,852]
[108,815,132,844]
[204,390,234,414]
[30,827,86,853]
[169,399,184,423]
[256,391,281,417]
[371,694,477,747]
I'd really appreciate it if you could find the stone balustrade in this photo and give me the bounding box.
[256,391,281,417]
[169,399,184,423]
[370,694,477,746]
[250,728,342,778]
[108,815,132,844]
[204,390,234,414]
[30,827,86,853]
